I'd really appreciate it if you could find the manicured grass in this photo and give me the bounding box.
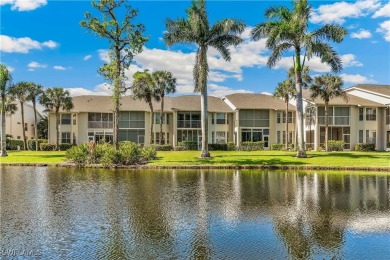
[149,150,390,167]
[1,150,389,168]
[0,151,66,164]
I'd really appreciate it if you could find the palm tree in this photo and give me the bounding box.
[27,83,43,151]
[251,0,347,158]
[0,64,13,156]
[153,71,177,145]
[310,74,347,152]
[9,82,31,150]
[40,87,74,150]
[274,79,296,150]
[131,71,160,145]
[164,0,245,158]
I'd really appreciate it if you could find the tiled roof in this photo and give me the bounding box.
[224,93,295,110]
[302,89,384,107]
[353,84,390,97]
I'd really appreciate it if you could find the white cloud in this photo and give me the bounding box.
[0,0,47,11]
[53,66,66,71]
[65,83,113,97]
[377,20,390,41]
[28,61,47,71]
[311,0,381,24]
[351,29,372,39]
[208,84,253,97]
[4,64,15,72]
[0,35,58,53]
[83,55,92,61]
[341,54,363,67]
[340,73,376,84]
[373,2,390,18]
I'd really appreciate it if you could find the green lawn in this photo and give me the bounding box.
[1,150,389,168]
[0,151,66,164]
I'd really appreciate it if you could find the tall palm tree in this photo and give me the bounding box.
[310,74,347,152]
[27,83,44,151]
[251,0,347,158]
[40,87,74,150]
[9,82,31,150]
[164,0,245,158]
[153,71,177,145]
[274,79,296,150]
[0,64,12,156]
[131,71,160,145]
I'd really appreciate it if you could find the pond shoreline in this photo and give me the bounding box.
[1,163,390,172]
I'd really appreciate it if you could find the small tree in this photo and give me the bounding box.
[37,116,48,139]
[131,71,160,145]
[9,82,31,150]
[27,83,44,151]
[310,74,347,152]
[153,71,176,144]
[40,88,74,150]
[81,0,148,150]
[0,64,13,156]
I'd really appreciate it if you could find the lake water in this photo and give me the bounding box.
[1,167,390,259]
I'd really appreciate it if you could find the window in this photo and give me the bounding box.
[386,108,390,125]
[366,130,369,143]
[24,123,28,131]
[177,129,201,143]
[17,136,20,140]
[359,108,364,121]
[61,114,71,125]
[277,112,281,124]
[211,132,215,143]
[154,113,169,124]
[359,130,363,143]
[241,128,269,143]
[211,114,215,124]
[177,112,201,128]
[366,108,376,121]
[216,113,226,124]
[277,131,281,144]
[61,132,71,144]
[239,110,269,127]
[119,112,144,128]
[334,107,349,125]
[282,112,294,123]
[88,113,113,128]
[373,131,376,144]
[216,131,226,144]
[119,129,145,144]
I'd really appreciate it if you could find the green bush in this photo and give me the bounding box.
[119,141,141,165]
[316,146,324,152]
[27,139,48,150]
[40,143,56,151]
[59,143,72,151]
[327,140,345,151]
[208,143,227,151]
[387,142,390,148]
[271,144,285,151]
[239,141,265,151]
[354,143,376,151]
[100,144,119,166]
[6,139,25,150]
[227,142,236,151]
[65,144,89,166]
[142,146,157,161]
[179,141,198,150]
[153,144,173,151]
[174,146,186,151]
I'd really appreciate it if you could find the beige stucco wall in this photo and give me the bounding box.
[6,103,41,140]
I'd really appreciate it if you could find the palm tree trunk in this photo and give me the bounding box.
[160,95,164,145]
[285,99,289,150]
[33,100,38,151]
[294,52,307,158]
[200,91,209,157]
[1,90,7,156]
[148,102,154,145]
[55,108,60,151]
[20,101,27,150]
[325,101,329,152]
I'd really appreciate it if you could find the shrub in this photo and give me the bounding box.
[179,141,198,150]
[153,144,173,151]
[208,143,227,151]
[239,141,265,151]
[100,144,119,166]
[27,139,48,150]
[316,146,324,152]
[40,143,56,151]
[271,144,285,151]
[59,143,72,151]
[174,146,186,151]
[65,144,89,166]
[118,141,141,165]
[142,146,157,161]
[227,142,236,151]
[327,140,344,151]
[6,139,25,150]
[387,142,390,149]
[354,143,376,151]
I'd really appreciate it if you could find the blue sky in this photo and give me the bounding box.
[1,0,390,98]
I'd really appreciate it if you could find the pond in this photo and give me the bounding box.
[1,167,390,259]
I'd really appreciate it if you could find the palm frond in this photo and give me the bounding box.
[312,24,348,43]
[309,42,343,72]
[267,42,293,67]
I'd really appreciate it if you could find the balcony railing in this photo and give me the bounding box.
[177,120,201,128]
[88,121,113,129]
[318,116,349,126]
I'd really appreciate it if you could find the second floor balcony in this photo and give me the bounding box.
[318,116,350,126]
[177,120,201,128]
[88,121,113,129]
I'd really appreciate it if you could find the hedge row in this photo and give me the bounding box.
[354,143,376,151]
